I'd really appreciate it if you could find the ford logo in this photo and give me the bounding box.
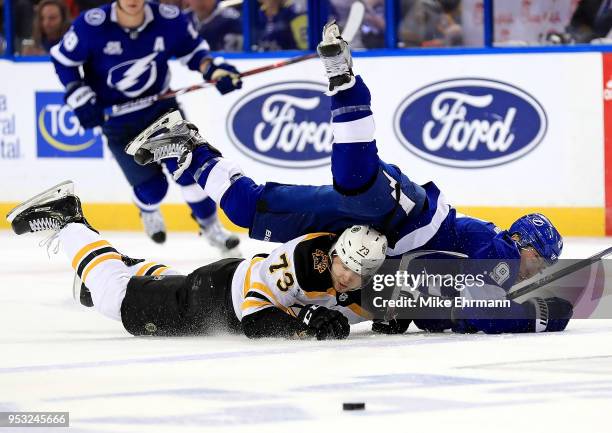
[226,81,333,168]
[393,78,547,168]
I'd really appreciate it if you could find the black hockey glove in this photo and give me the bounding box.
[298,305,350,340]
[203,59,242,95]
[526,297,573,332]
[372,319,411,335]
[64,82,105,129]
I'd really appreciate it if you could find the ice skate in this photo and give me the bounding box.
[125,110,222,180]
[6,181,94,235]
[195,214,241,258]
[139,209,167,244]
[317,20,355,95]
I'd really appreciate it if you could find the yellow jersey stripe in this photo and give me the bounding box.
[303,288,337,299]
[82,252,123,284]
[303,232,333,241]
[250,282,283,308]
[71,240,111,269]
[151,266,169,276]
[347,303,373,320]
[135,262,157,277]
[241,299,273,311]
[242,256,265,297]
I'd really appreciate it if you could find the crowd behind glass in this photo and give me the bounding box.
[1,0,611,56]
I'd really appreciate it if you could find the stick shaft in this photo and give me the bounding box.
[507,246,612,300]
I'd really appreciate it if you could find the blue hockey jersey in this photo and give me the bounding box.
[184,6,242,51]
[51,2,210,117]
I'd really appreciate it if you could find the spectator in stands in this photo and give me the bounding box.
[253,0,307,51]
[21,0,71,55]
[398,0,463,47]
[361,0,386,48]
[184,0,243,51]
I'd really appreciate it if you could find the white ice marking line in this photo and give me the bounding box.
[0,335,472,374]
[456,354,612,370]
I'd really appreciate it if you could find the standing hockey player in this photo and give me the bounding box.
[7,181,386,339]
[50,0,241,254]
[127,22,572,334]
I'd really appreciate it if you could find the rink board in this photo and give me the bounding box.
[0,52,606,235]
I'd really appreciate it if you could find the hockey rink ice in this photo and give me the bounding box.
[1,231,610,433]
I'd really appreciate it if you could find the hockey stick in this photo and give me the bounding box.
[108,1,365,117]
[107,53,317,116]
[507,246,612,300]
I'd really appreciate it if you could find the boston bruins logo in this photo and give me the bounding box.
[312,249,330,274]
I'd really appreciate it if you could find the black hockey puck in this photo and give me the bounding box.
[343,402,365,411]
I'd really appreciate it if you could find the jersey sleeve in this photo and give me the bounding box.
[328,290,374,324]
[171,10,211,71]
[240,233,333,319]
[240,245,303,320]
[50,18,90,87]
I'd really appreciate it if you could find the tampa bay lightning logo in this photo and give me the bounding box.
[107,52,158,98]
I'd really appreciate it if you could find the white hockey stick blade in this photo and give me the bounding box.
[218,0,243,9]
[125,110,184,156]
[6,180,75,223]
[341,1,366,43]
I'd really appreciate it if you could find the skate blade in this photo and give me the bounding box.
[125,110,184,156]
[6,180,74,223]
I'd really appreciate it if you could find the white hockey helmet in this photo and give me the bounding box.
[331,225,387,276]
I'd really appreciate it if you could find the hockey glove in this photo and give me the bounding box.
[526,297,573,332]
[372,318,411,335]
[298,305,350,340]
[203,59,242,95]
[64,82,105,129]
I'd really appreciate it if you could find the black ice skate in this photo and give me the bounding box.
[6,181,95,235]
[125,110,222,181]
[317,21,356,95]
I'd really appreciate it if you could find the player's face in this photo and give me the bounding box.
[518,247,547,281]
[40,4,63,37]
[330,256,362,293]
[119,0,146,15]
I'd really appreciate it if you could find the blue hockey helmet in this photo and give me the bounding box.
[508,214,563,264]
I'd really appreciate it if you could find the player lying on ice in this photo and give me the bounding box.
[7,181,386,340]
[126,22,573,335]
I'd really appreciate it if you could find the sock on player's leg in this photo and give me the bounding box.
[60,223,130,321]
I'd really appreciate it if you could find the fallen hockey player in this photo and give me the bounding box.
[125,22,573,335]
[6,181,387,340]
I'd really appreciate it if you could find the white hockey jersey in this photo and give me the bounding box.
[230,233,372,324]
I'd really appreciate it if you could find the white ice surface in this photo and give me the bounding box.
[0,231,611,433]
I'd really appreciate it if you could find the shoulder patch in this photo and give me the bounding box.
[312,249,330,274]
[84,8,106,26]
[159,4,180,19]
